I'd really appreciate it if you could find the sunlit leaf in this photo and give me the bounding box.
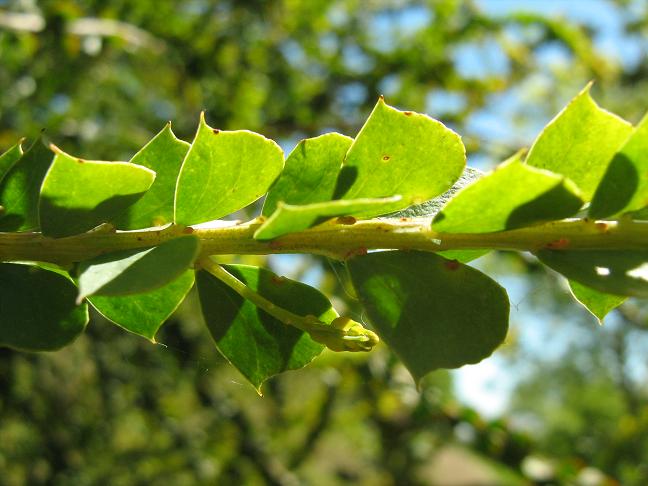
[0,263,88,351]
[255,196,401,240]
[89,270,195,341]
[39,147,156,237]
[262,133,352,216]
[196,265,333,392]
[433,152,583,233]
[525,83,632,201]
[537,250,648,298]
[0,139,53,232]
[348,251,509,383]
[568,280,626,323]
[77,235,200,300]
[114,124,190,229]
[337,98,465,217]
[174,114,284,225]
[589,112,648,218]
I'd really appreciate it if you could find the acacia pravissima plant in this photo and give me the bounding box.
[1,83,648,391]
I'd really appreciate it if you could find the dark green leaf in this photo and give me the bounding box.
[537,250,648,298]
[348,251,509,383]
[0,140,23,184]
[262,133,352,216]
[114,124,190,229]
[77,235,200,300]
[337,98,465,217]
[0,263,88,351]
[196,265,333,392]
[568,280,626,323]
[254,196,401,240]
[89,270,194,341]
[525,83,632,201]
[39,147,156,237]
[174,114,284,225]
[432,153,583,233]
[0,139,53,232]
[589,112,648,218]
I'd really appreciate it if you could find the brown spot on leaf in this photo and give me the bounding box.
[382,155,391,161]
[183,226,194,234]
[77,158,85,164]
[595,222,608,233]
[271,275,287,286]
[344,247,368,259]
[404,111,413,116]
[444,260,460,271]
[336,216,356,225]
[212,129,220,134]
[400,217,410,222]
[545,238,570,249]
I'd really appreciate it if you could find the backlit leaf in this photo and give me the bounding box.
[589,112,648,218]
[348,251,509,383]
[568,280,626,323]
[262,133,352,216]
[0,140,23,184]
[525,83,632,201]
[0,263,88,351]
[39,147,156,237]
[89,270,195,341]
[432,152,583,233]
[337,98,465,217]
[77,235,199,300]
[114,124,190,229]
[196,264,334,392]
[0,139,53,232]
[174,114,284,225]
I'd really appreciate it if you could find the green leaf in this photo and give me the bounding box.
[589,112,648,218]
[337,98,465,217]
[0,139,53,232]
[88,270,195,341]
[0,263,88,351]
[385,167,483,220]
[39,147,156,237]
[0,140,23,184]
[537,250,648,298]
[254,196,402,240]
[525,83,632,201]
[432,152,583,233]
[174,114,284,225]
[196,265,333,392]
[262,133,352,216]
[114,124,190,229]
[77,235,200,301]
[568,280,626,323]
[347,251,509,383]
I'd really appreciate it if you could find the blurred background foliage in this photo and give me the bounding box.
[1,0,648,484]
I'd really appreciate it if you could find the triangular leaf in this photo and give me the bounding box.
[77,235,200,300]
[589,112,648,218]
[0,139,53,232]
[537,250,648,298]
[89,270,195,341]
[114,124,190,229]
[337,98,465,217]
[196,265,334,392]
[0,140,23,184]
[254,196,402,240]
[525,83,632,201]
[39,147,156,237]
[347,251,509,383]
[432,153,583,233]
[174,114,284,225]
[262,133,353,216]
[568,280,626,323]
[0,263,88,351]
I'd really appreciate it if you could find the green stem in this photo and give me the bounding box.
[197,256,379,352]
[1,218,647,264]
